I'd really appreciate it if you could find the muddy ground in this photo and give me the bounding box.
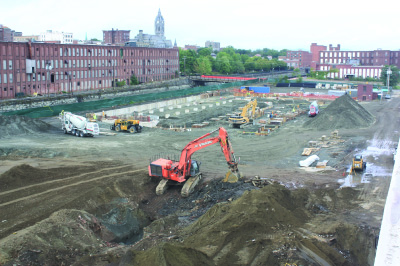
[0,87,398,266]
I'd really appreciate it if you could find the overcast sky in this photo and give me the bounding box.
[2,0,400,52]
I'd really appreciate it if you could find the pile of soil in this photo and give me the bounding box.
[0,209,112,266]
[0,115,54,138]
[120,184,371,266]
[303,94,375,130]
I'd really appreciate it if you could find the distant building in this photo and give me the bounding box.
[283,43,400,79]
[205,41,220,51]
[130,9,173,48]
[39,30,73,44]
[0,25,15,42]
[13,35,40,42]
[103,29,130,45]
[285,50,312,68]
[357,83,373,101]
[184,45,198,51]
[0,41,179,99]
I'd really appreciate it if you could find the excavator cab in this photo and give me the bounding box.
[189,160,201,176]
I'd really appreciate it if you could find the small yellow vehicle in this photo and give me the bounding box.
[111,119,142,133]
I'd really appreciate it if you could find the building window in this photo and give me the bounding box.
[363,86,366,92]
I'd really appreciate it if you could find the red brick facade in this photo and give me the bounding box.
[0,42,179,99]
[103,29,130,45]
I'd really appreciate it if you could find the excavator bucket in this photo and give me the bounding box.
[222,170,241,183]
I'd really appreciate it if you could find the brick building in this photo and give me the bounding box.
[0,42,179,99]
[357,83,374,101]
[103,29,130,45]
[284,43,400,80]
[285,50,312,68]
[0,25,15,42]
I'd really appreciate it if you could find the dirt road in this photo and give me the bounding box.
[0,91,398,265]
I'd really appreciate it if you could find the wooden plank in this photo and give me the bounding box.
[302,148,313,156]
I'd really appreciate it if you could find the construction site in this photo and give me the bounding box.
[0,80,398,266]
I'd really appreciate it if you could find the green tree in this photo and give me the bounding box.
[380,65,399,87]
[116,80,126,87]
[194,57,212,74]
[197,47,212,57]
[130,74,139,85]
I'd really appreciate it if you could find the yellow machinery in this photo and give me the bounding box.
[111,119,142,133]
[351,155,366,172]
[229,99,257,128]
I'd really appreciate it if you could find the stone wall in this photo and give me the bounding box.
[0,78,193,113]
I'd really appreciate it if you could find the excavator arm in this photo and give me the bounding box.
[174,127,240,182]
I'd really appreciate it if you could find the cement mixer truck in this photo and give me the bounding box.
[308,101,319,117]
[59,111,100,137]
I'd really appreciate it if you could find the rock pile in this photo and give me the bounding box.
[303,94,375,130]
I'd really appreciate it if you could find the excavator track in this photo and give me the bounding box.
[156,178,169,195]
[181,173,202,198]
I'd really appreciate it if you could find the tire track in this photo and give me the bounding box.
[0,164,134,196]
[0,168,146,207]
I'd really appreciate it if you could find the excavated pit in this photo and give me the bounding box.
[0,87,396,265]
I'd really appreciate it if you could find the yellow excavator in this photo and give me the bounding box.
[229,99,257,128]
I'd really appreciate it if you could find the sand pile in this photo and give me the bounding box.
[303,94,375,130]
[0,115,53,138]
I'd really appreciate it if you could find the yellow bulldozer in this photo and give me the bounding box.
[229,99,257,128]
[111,119,142,133]
[351,155,366,173]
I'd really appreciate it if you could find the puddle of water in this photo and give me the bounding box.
[338,139,393,188]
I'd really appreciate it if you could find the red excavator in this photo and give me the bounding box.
[148,127,241,197]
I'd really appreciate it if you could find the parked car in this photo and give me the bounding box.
[385,94,391,99]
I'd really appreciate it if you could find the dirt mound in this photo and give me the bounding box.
[0,164,49,192]
[0,209,113,266]
[0,115,54,138]
[303,94,375,130]
[121,184,362,266]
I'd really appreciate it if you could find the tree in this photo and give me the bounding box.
[116,80,126,87]
[380,65,399,87]
[130,74,139,85]
[197,47,212,57]
[194,57,212,75]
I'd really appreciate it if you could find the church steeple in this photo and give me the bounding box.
[155,8,165,37]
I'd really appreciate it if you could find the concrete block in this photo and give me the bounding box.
[216,102,220,106]
[209,104,213,108]
[149,110,154,114]
[193,108,198,111]
[177,105,182,108]
[185,109,190,113]
[229,100,233,102]
[223,101,226,104]
[159,108,164,112]
[168,106,174,110]
[202,106,206,110]
[165,114,170,119]
[175,111,180,116]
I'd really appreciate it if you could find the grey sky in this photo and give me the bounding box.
[2,0,400,51]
